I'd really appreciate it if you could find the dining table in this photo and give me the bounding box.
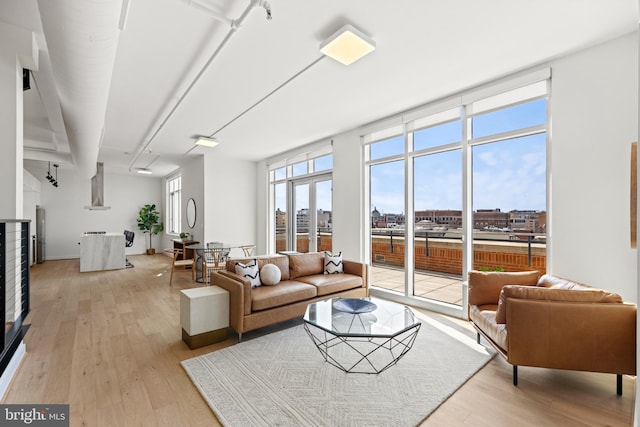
[186,243,246,283]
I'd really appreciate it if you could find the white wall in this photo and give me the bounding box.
[256,161,268,254]
[331,129,365,262]
[160,153,257,259]
[203,153,257,258]
[550,32,638,301]
[0,22,36,220]
[24,162,162,259]
[180,155,205,243]
[23,168,41,265]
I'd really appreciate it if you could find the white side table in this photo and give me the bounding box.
[180,286,229,349]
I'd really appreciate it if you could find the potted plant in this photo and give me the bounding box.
[137,204,164,255]
[179,231,191,241]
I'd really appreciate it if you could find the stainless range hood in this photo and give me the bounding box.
[84,162,111,210]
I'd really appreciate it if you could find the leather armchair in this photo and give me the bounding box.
[468,270,636,395]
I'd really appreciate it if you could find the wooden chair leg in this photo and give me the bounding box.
[169,264,174,286]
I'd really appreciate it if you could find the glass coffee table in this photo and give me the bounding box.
[303,297,421,374]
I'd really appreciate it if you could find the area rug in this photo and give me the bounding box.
[181,314,495,427]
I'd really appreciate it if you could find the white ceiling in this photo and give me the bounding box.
[3,0,638,177]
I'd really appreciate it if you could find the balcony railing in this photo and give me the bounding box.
[0,220,31,379]
[276,229,546,276]
[371,228,546,275]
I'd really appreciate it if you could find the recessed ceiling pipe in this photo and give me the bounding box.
[128,0,272,172]
[37,0,126,179]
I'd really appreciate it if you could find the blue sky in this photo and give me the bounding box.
[276,99,547,216]
[371,99,546,214]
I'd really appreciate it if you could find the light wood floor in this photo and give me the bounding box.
[3,255,635,426]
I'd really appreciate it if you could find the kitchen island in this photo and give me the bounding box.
[80,232,126,272]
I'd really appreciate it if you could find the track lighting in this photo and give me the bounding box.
[45,162,59,188]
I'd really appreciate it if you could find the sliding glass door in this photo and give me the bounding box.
[291,176,332,253]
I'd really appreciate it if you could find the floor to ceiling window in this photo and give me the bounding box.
[365,73,549,315]
[167,174,182,235]
[268,149,333,254]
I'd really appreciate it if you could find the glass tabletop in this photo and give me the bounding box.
[303,297,420,338]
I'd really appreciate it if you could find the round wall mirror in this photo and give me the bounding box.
[186,198,196,228]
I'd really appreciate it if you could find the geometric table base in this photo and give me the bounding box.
[303,321,421,374]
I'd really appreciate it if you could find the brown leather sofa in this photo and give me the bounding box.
[211,252,368,340]
[468,270,636,394]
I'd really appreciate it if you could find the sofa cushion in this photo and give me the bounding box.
[251,280,317,311]
[495,284,624,324]
[260,263,281,285]
[537,274,589,290]
[288,252,324,279]
[227,255,290,281]
[296,273,363,296]
[235,259,261,288]
[468,270,540,306]
[324,251,344,274]
[469,304,507,352]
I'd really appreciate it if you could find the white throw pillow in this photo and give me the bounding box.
[324,251,343,274]
[235,259,261,288]
[260,264,281,286]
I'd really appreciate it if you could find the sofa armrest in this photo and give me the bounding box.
[506,298,636,375]
[343,260,369,290]
[211,271,252,333]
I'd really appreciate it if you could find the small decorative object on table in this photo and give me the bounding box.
[333,298,377,314]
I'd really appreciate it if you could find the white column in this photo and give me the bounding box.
[0,21,38,220]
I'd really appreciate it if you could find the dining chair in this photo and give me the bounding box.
[241,244,256,257]
[203,242,229,285]
[169,247,195,286]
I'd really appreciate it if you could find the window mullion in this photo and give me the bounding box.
[405,125,414,297]
[462,106,472,318]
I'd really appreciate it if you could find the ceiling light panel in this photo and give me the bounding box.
[195,137,220,148]
[320,24,376,66]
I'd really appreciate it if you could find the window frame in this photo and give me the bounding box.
[363,77,549,318]
[166,175,182,235]
[268,152,334,254]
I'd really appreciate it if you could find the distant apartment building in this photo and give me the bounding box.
[275,208,287,231]
[415,210,462,227]
[295,208,332,232]
[371,207,405,228]
[473,209,510,229]
[537,211,547,232]
[510,210,546,233]
[317,209,332,231]
[373,207,546,234]
[296,208,310,232]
